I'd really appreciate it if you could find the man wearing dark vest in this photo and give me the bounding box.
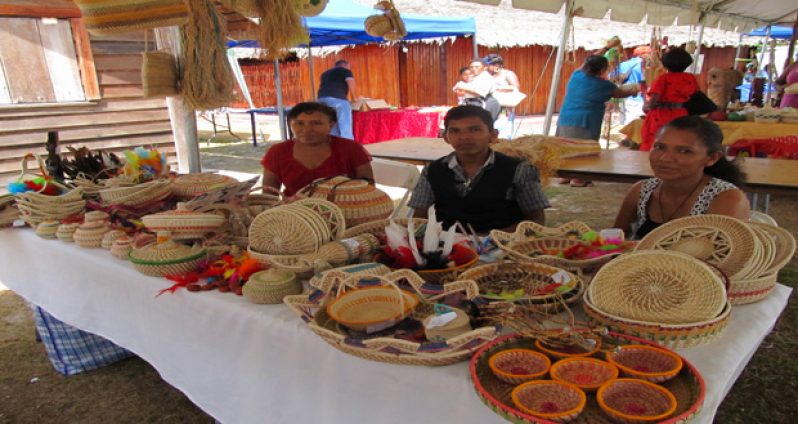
[317,59,358,139]
[408,105,549,233]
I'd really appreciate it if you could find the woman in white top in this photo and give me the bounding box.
[614,116,750,239]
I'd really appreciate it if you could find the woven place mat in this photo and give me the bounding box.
[743,225,776,280]
[750,223,796,275]
[635,214,757,280]
[470,334,704,424]
[588,251,727,325]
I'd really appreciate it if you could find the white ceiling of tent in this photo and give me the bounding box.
[461,0,797,31]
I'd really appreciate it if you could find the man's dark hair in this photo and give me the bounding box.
[334,59,349,67]
[444,105,494,132]
[287,102,338,124]
[459,66,470,75]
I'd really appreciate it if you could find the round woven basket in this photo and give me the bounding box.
[534,338,601,360]
[488,349,551,385]
[292,197,346,240]
[597,379,677,423]
[727,272,779,305]
[588,250,727,325]
[171,173,236,200]
[325,285,419,332]
[511,380,586,423]
[129,240,207,277]
[550,357,619,391]
[15,188,86,225]
[342,217,426,239]
[750,222,796,276]
[142,203,226,240]
[101,230,126,250]
[110,236,134,260]
[583,290,732,349]
[73,221,111,248]
[56,223,80,242]
[605,345,683,383]
[365,14,392,37]
[635,214,758,280]
[308,262,391,288]
[249,206,327,255]
[99,180,172,207]
[416,247,479,283]
[242,268,300,304]
[35,221,60,239]
[297,176,393,227]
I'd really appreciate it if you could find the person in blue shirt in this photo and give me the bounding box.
[617,46,650,125]
[555,55,638,186]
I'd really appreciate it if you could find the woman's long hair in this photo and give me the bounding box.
[581,55,608,77]
[662,116,746,186]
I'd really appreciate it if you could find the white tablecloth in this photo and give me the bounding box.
[0,230,790,424]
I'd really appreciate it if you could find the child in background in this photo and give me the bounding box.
[453,66,474,105]
[640,48,699,152]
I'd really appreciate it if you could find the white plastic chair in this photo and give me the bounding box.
[749,211,778,227]
[371,158,421,219]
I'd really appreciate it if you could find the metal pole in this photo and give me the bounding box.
[471,32,478,59]
[758,25,771,71]
[690,22,705,74]
[307,45,317,100]
[543,0,573,136]
[274,59,287,141]
[733,33,743,70]
[766,38,776,105]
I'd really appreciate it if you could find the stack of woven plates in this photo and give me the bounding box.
[0,194,19,228]
[142,203,226,240]
[583,250,730,349]
[99,180,172,208]
[248,199,341,256]
[170,173,237,200]
[14,187,86,226]
[129,238,206,277]
[635,214,795,304]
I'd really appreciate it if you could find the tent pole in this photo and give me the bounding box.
[543,0,573,136]
[758,25,771,70]
[766,37,776,105]
[733,33,743,70]
[228,50,255,109]
[690,22,705,74]
[308,45,317,100]
[786,12,798,69]
[471,33,478,59]
[274,59,287,140]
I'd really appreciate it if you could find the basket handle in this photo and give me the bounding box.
[18,153,52,193]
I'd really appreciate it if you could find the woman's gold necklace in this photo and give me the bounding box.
[657,177,705,222]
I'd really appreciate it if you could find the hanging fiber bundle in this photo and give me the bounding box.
[180,0,236,110]
[73,0,190,35]
[220,0,261,18]
[256,0,309,60]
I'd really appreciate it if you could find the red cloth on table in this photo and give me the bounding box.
[728,135,798,159]
[353,109,442,144]
[641,72,699,151]
[260,136,372,196]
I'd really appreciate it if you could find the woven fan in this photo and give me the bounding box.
[635,214,757,280]
[292,197,346,240]
[589,250,727,325]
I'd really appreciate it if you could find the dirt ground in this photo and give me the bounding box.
[0,140,796,423]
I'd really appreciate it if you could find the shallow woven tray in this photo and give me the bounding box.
[635,214,758,280]
[750,223,796,276]
[470,333,705,424]
[341,217,427,239]
[284,269,501,366]
[493,221,594,240]
[588,251,727,325]
[582,291,732,349]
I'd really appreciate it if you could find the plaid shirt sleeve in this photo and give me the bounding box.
[407,165,435,210]
[513,162,551,213]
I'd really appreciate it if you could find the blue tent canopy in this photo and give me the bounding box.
[227,0,476,48]
[747,25,793,39]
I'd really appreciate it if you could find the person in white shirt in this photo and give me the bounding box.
[455,59,500,120]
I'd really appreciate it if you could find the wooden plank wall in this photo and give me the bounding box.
[0,26,174,188]
[231,40,738,115]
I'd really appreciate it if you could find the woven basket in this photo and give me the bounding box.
[423,306,472,342]
[459,261,583,313]
[35,221,60,240]
[284,269,501,366]
[309,262,392,288]
[635,214,758,280]
[129,240,207,277]
[583,291,732,349]
[365,14,392,37]
[494,221,594,240]
[738,224,775,280]
[597,379,677,423]
[326,285,420,332]
[242,268,300,304]
[488,349,551,385]
[470,333,705,424]
[727,272,779,305]
[249,204,330,255]
[511,380,586,423]
[550,357,619,391]
[298,0,328,17]
[534,338,602,360]
[171,173,237,200]
[750,223,796,276]
[99,180,172,207]
[292,197,346,240]
[15,187,86,225]
[0,196,19,228]
[142,51,178,98]
[297,176,393,227]
[588,251,727,325]
[605,345,683,383]
[142,203,225,240]
[416,246,479,283]
[73,221,111,248]
[101,230,126,250]
[110,236,135,260]
[56,223,80,242]
[73,0,189,35]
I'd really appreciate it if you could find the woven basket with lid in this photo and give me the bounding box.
[242,268,301,304]
[129,238,207,277]
[296,176,393,227]
[142,203,225,240]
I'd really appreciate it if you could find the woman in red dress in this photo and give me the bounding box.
[261,102,373,197]
[640,48,698,151]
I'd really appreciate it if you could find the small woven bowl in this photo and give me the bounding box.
[605,345,683,383]
[597,378,677,423]
[325,286,419,332]
[535,337,601,360]
[550,357,619,391]
[488,348,551,385]
[511,380,586,423]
